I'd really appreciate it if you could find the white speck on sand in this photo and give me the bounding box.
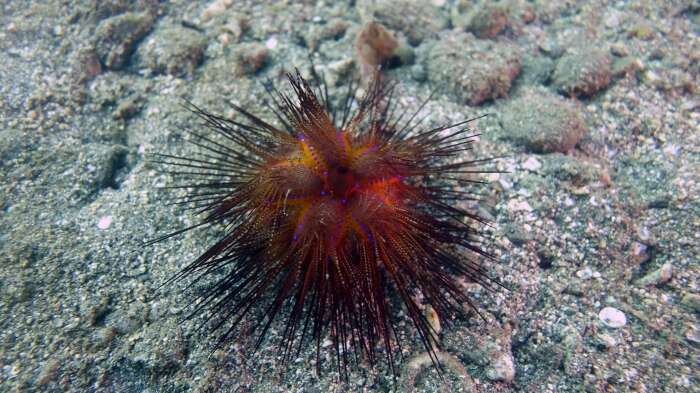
[97,215,113,230]
[266,36,278,50]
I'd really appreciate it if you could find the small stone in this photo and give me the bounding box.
[74,49,102,82]
[97,215,113,230]
[576,267,593,279]
[522,157,542,171]
[321,58,355,87]
[265,36,278,50]
[680,293,700,313]
[638,263,673,286]
[501,87,588,153]
[506,199,533,213]
[465,3,509,38]
[135,25,208,77]
[36,358,61,387]
[552,48,612,98]
[486,352,515,382]
[109,301,149,334]
[610,42,629,56]
[613,56,644,78]
[518,54,555,86]
[221,16,248,43]
[596,333,617,350]
[628,22,654,40]
[684,324,700,344]
[113,95,144,120]
[201,0,234,21]
[94,12,154,70]
[599,307,627,328]
[233,44,268,76]
[604,10,623,28]
[355,22,398,76]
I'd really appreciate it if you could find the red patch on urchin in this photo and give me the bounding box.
[153,70,498,376]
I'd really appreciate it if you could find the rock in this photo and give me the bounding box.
[576,267,593,279]
[680,293,700,313]
[486,352,515,382]
[552,48,612,97]
[426,32,521,106]
[303,18,349,51]
[541,153,600,185]
[201,0,234,22]
[108,301,149,335]
[232,43,268,76]
[35,358,61,387]
[453,1,510,38]
[599,307,627,328]
[638,263,673,286]
[501,87,587,153]
[355,22,398,75]
[465,2,510,38]
[94,12,154,70]
[113,95,144,120]
[519,54,555,86]
[684,324,700,344]
[72,49,103,82]
[613,56,644,77]
[319,58,355,87]
[85,295,112,326]
[628,22,654,40]
[595,333,617,350]
[357,0,448,45]
[135,25,208,77]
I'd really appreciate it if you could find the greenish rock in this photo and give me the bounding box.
[501,87,587,153]
[681,293,700,313]
[552,48,612,97]
[541,153,600,185]
[135,25,208,77]
[231,43,269,76]
[426,32,521,106]
[637,263,673,286]
[466,2,510,38]
[94,12,154,70]
[519,54,555,86]
[613,56,645,77]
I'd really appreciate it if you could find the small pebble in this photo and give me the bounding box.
[486,352,515,383]
[576,267,593,279]
[596,333,617,349]
[684,324,700,344]
[522,157,542,171]
[638,263,673,286]
[265,36,278,50]
[599,307,627,328]
[97,215,113,230]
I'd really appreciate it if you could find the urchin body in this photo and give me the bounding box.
[155,70,494,375]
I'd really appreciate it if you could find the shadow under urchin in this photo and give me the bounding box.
[150,67,500,377]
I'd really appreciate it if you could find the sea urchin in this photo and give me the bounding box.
[153,69,496,376]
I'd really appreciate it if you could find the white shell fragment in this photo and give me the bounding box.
[97,215,113,230]
[599,307,627,328]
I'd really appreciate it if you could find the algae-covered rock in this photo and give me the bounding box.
[94,12,154,70]
[135,25,208,77]
[501,87,587,153]
[552,48,612,97]
[426,32,521,106]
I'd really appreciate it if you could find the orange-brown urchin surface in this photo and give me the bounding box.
[152,70,500,376]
